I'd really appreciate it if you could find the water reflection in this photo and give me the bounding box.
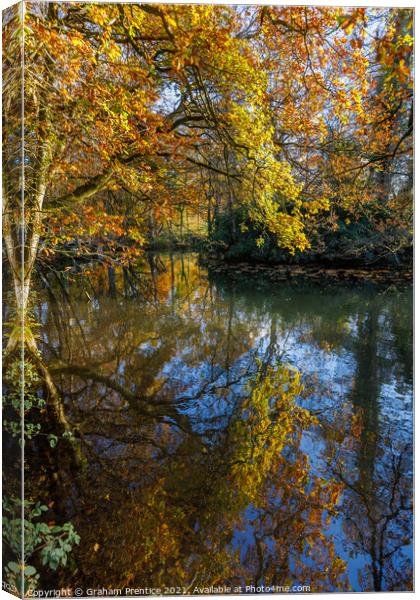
[31,253,412,592]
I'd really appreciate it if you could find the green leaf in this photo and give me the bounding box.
[7,561,21,574]
[24,565,37,576]
[48,434,58,448]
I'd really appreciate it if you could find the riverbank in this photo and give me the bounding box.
[200,255,413,286]
[147,236,412,285]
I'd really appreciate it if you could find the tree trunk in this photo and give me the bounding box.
[3,189,44,355]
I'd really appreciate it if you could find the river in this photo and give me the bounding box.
[30,252,413,593]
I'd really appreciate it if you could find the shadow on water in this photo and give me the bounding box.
[26,253,412,592]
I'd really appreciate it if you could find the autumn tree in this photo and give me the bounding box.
[205,6,413,262]
[3,2,311,355]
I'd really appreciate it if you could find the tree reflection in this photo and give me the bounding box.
[324,410,412,591]
[27,253,412,592]
[322,298,413,592]
[33,364,348,592]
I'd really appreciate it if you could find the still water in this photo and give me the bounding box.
[34,253,413,593]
